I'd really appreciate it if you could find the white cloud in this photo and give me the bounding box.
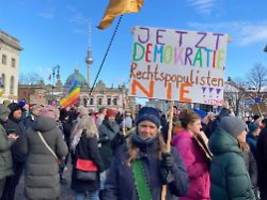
[73,29,87,35]
[66,5,89,34]
[187,0,216,14]
[67,5,88,25]
[37,8,55,19]
[69,13,88,25]
[238,23,267,46]
[187,21,267,46]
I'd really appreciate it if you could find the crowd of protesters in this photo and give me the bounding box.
[1,99,267,200]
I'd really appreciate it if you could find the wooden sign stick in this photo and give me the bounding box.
[161,100,175,200]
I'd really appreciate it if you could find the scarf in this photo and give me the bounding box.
[130,133,159,200]
[132,159,152,200]
[131,133,158,152]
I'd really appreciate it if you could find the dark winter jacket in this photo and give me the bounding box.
[101,133,189,200]
[256,127,267,190]
[202,121,214,138]
[0,123,14,179]
[98,119,120,170]
[20,116,68,200]
[22,114,36,130]
[71,133,104,193]
[6,116,26,163]
[209,128,256,200]
[62,118,73,147]
[246,133,258,159]
[242,150,258,196]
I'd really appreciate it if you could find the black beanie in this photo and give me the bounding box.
[8,103,21,114]
[136,107,161,128]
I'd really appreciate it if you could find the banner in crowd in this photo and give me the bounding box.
[129,26,229,106]
[251,103,267,114]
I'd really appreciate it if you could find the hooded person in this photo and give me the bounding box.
[209,116,256,200]
[0,105,18,198]
[19,115,68,200]
[101,107,189,200]
[98,108,120,169]
[98,108,120,191]
[1,103,26,200]
[39,105,69,185]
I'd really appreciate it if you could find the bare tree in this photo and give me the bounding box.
[19,72,44,85]
[224,77,248,116]
[246,63,267,101]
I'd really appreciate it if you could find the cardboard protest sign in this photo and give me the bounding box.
[129,26,228,106]
[251,103,267,114]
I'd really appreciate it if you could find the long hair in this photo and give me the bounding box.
[83,116,98,138]
[71,115,98,140]
[126,130,167,166]
[238,140,250,152]
[179,109,200,129]
[70,115,98,152]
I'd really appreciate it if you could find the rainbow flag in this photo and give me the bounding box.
[60,80,80,108]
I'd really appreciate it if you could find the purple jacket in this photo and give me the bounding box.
[173,130,210,200]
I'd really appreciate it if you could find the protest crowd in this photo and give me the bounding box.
[1,0,266,199]
[0,99,266,200]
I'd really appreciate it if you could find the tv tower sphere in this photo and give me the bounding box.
[86,49,93,65]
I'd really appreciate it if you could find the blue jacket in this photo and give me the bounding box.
[246,133,257,158]
[101,134,188,200]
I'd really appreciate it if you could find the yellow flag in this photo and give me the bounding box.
[98,0,144,29]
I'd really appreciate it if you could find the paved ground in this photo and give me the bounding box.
[15,163,75,200]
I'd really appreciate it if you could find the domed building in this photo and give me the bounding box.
[65,69,88,88]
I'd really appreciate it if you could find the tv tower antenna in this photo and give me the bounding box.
[85,21,93,88]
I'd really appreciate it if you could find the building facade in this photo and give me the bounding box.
[18,69,136,112]
[0,30,22,102]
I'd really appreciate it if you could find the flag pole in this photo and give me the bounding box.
[122,92,126,136]
[90,15,123,95]
[161,100,175,200]
[256,103,263,118]
[166,101,175,152]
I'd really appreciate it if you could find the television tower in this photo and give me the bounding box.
[85,23,93,88]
